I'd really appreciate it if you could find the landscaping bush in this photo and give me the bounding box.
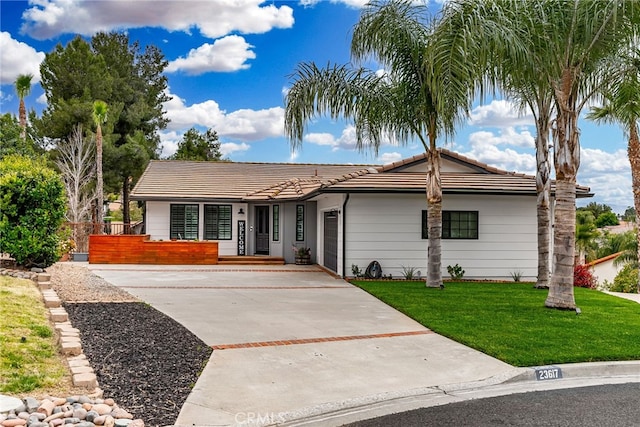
[607,264,639,293]
[573,264,596,289]
[0,155,66,268]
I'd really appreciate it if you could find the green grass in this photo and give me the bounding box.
[0,276,68,394]
[353,280,640,367]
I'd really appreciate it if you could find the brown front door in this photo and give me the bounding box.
[255,206,269,254]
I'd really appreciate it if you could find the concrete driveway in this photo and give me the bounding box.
[88,264,513,426]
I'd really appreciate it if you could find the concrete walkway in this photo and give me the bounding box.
[87,265,514,426]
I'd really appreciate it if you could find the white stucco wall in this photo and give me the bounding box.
[344,193,538,280]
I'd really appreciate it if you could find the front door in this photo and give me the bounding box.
[255,206,269,254]
[324,211,338,272]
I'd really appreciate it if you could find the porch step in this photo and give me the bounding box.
[218,256,285,265]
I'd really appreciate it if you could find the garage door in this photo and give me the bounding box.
[324,211,338,272]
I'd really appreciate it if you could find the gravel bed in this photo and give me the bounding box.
[50,263,213,427]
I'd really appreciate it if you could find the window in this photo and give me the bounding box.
[422,210,478,239]
[170,204,199,240]
[204,205,232,240]
[296,205,304,241]
[272,205,280,241]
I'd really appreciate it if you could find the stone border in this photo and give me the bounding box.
[1,268,102,396]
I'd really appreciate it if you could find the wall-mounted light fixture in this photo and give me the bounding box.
[238,208,245,215]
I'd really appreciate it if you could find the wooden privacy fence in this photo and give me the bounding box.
[89,235,219,264]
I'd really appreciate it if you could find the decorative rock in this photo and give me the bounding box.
[76,423,95,427]
[0,395,24,415]
[63,417,80,424]
[77,397,91,405]
[23,398,41,413]
[52,399,67,407]
[103,416,114,427]
[91,416,104,426]
[13,405,26,415]
[113,420,130,427]
[49,418,64,427]
[101,400,113,408]
[29,414,46,422]
[16,413,29,421]
[1,418,26,426]
[30,422,48,427]
[73,408,87,421]
[90,406,110,417]
[109,409,132,420]
[37,400,55,417]
[85,411,98,423]
[82,404,92,412]
[43,413,65,423]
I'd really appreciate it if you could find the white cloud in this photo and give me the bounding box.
[166,36,256,74]
[163,88,284,141]
[469,127,535,149]
[305,125,357,151]
[21,0,294,40]
[379,152,402,164]
[159,130,182,158]
[0,32,45,84]
[300,0,368,8]
[469,99,534,127]
[220,142,250,157]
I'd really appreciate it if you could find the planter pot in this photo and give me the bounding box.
[295,255,311,265]
[71,252,89,262]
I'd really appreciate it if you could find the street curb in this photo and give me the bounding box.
[274,361,640,427]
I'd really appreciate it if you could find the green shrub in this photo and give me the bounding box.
[447,264,465,280]
[607,264,639,293]
[595,211,619,228]
[0,155,66,268]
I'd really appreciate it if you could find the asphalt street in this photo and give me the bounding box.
[346,383,640,427]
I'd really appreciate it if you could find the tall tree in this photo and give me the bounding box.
[93,100,108,230]
[170,128,223,161]
[14,74,33,140]
[285,0,475,287]
[440,0,640,309]
[38,32,169,230]
[588,48,640,292]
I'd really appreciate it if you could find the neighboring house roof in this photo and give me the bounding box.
[131,148,592,201]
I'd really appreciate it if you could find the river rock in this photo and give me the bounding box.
[49,418,64,427]
[30,422,48,427]
[91,416,104,426]
[103,415,114,427]
[73,408,87,420]
[113,420,130,427]
[85,411,98,423]
[1,418,26,427]
[63,418,80,424]
[23,398,40,413]
[109,409,132,420]
[90,406,110,417]
[78,397,91,405]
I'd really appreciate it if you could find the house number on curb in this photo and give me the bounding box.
[238,220,246,256]
[535,367,563,380]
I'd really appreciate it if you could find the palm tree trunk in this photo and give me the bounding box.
[96,125,104,234]
[535,118,551,289]
[547,75,579,309]
[628,121,640,293]
[426,147,443,288]
[19,99,26,140]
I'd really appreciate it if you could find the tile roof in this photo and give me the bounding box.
[131,150,592,201]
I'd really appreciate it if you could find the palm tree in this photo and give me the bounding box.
[588,48,640,292]
[575,211,599,263]
[441,0,640,309]
[93,100,108,232]
[284,0,476,287]
[14,73,33,140]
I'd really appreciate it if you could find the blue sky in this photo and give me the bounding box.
[0,0,633,213]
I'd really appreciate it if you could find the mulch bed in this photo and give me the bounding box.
[64,302,213,427]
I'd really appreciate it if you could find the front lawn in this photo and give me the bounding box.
[0,275,69,394]
[353,280,640,367]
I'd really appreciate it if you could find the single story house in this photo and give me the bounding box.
[130,148,592,279]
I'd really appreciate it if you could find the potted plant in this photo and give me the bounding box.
[293,245,312,265]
